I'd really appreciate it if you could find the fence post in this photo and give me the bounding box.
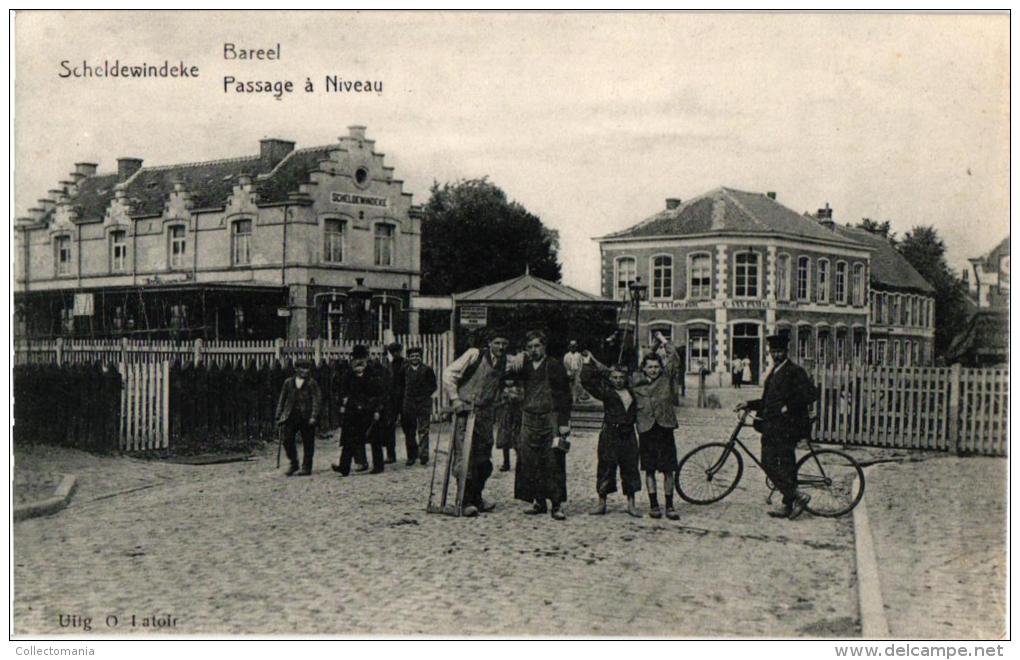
[120,337,129,365]
[55,337,64,365]
[274,338,285,366]
[194,338,203,366]
[314,338,323,366]
[947,363,962,455]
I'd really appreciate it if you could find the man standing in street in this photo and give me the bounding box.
[563,340,586,403]
[275,358,322,476]
[382,342,406,464]
[401,345,437,466]
[513,330,573,521]
[443,329,510,517]
[736,333,818,519]
[335,345,385,475]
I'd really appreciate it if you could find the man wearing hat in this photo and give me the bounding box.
[382,342,407,464]
[401,345,437,466]
[563,340,587,403]
[275,358,323,476]
[442,328,510,516]
[736,332,818,519]
[335,345,386,475]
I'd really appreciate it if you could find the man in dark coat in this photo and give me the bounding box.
[737,333,818,519]
[334,345,385,475]
[401,345,437,466]
[275,358,322,476]
[513,330,573,520]
[382,342,406,464]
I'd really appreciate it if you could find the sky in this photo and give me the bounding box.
[13,11,1010,294]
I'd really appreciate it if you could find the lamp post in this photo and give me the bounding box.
[347,277,373,342]
[628,276,648,370]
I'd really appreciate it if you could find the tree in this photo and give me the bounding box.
[856,217,896,242]
[897,226,971,358]
[420,178,562,295]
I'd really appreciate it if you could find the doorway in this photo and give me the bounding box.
[730,322,761,385]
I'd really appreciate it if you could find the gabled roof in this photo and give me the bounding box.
[973,236,1009,271]
[599,187,864,249]
[454,272,614,304]
[127,156,268,216]
[832,225,935,294]
[255,146,334,204]
[70,173,120,221]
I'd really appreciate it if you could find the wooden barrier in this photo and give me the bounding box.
[119,361,170,451]
[812,364,1008,456]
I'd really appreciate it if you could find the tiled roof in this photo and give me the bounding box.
[977,236,1009,270]
[832,225,935,294]
[454,272,614,303]
[70,173,120,221]
[600,187,864,248]
[126,156,266,216]
[255,147,334,204]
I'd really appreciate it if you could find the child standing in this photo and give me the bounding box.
[580,352,642,517]
[632,332,681,520]
[496,375,523,472]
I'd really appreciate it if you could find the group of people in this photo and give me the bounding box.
[274,342,437,477]
[276,327,818,522]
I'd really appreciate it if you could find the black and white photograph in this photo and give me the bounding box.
[8,9,1011,647]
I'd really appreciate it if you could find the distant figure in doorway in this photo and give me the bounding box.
[741,357,753,387]
[732,358,743,388]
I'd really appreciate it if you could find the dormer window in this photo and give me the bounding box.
[168,225,187,269]
[55,235,72,276]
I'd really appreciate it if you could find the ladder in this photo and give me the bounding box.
[426,409,475,516]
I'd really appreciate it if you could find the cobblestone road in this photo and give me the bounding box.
[14,412,860,637]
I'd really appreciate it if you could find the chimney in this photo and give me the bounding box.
[766,191,777,200]
[817,203,835,230]
[74,162,98,177]
[348,125,367,140]
[259,138,295,168]
[665,198,682,210]
[117,157,143,182]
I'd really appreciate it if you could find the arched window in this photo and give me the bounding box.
[796,256,811,301]
[651,255,673,300]
[835,261,848,304]
[687,325,712,372]
[852,263,865,306]
[688,253,712,300]
[733,252,760,298]
[615,257,636,301]
[231,219,252,266]
[776,253,791,301]
[54,234,72,276]
[816,259,830,303]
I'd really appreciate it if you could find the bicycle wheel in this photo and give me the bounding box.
[795,449,865,517]
[675,443,744,504]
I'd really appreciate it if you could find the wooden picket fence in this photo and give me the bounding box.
[813,364,1009,456]
[119,362,170,451]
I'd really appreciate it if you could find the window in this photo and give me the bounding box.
[60,307,74,334]
[904,295,913,326]
[817,330,830,365]
[891,295,901,326]
[816,259,830,303]
[912,340,920,365]
[324,219,345,263]
[796,257,811,301]
[835,261,848,304]
[168,225,187,269]
[170,304,188,330]
[852,264,865,306]
[776,254,791,301]
[687,327,711,372]
[55,235,72,275]
[734,252,760,298]
[913,297,921,327]
[689,254,712,300]
[615,257,636,301]
[376,301,396,341]
[231,219,252,266]
[649,325,673,344]
[836,332,846,363]
[881,294,889,325]
[651,255,673,300]
[374,223,395,267]
[110,230,127,273]
[875,339,887,364]
[870,292,878,320]
[797,328,811,362]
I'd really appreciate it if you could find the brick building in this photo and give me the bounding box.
[596,187,935,383]
[14,126,421,341]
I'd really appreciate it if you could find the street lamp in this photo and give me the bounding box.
[347,277,373,342]
[628,276,648,369]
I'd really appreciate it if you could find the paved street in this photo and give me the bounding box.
[14,411,860,637]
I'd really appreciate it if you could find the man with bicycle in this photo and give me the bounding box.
[735,333,817,520]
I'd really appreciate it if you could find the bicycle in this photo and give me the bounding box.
[674,409,865,517]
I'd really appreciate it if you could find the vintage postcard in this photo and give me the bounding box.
[10,10,1010,644]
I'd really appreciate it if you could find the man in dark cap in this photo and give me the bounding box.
[442,327,510,516]
[736,332,818,519]
[275,358,322,476]
[382,342,406,464]
[401,345,437,466]
[334,345,385,475]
